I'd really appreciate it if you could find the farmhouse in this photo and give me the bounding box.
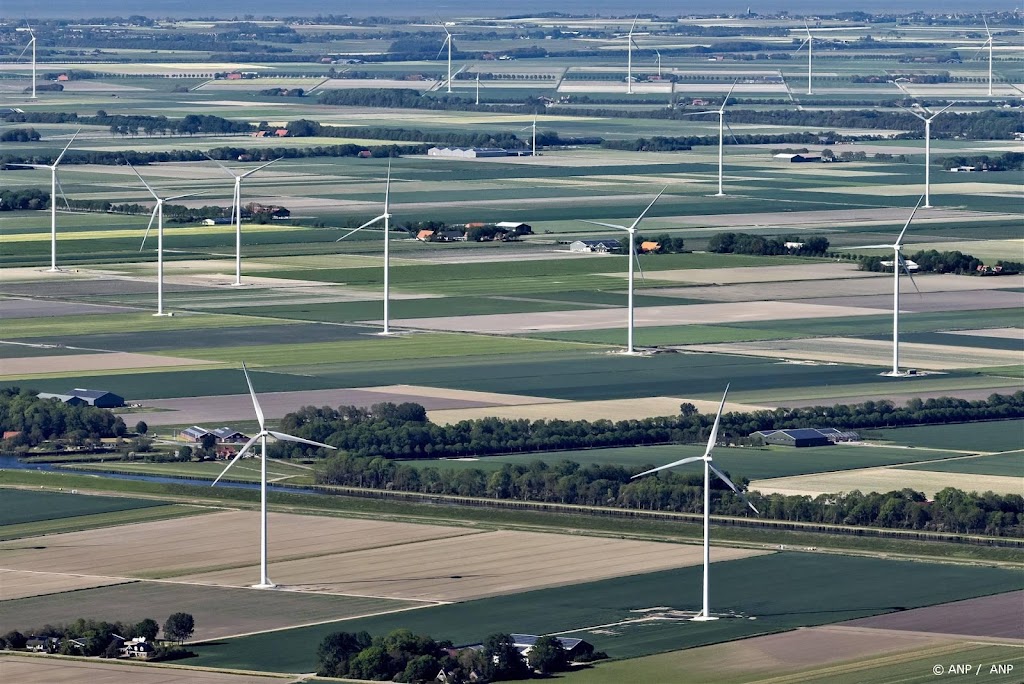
[570,239,622,253]
[416,229,435,241]
[494,221,533,235]
[510,634,595,661]
[37,388,125,408]
[120,636,154,658]
[180,426,248,443]
[752,427,857,447]
[773,153,822,163]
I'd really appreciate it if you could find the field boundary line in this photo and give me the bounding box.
[818,624,1024,647]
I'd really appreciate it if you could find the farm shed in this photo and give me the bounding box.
[181,426,210,442]
[773,153,822,163]
[510,634,595,661]
[37,388,125,408]
[570,239,622,253]
[211,427,249,443]
[753,427,853,447]
[494,221,533,235]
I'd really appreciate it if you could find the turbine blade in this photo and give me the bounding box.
[205,152,237,178]
[629,14,639,34]
[704,385,730,457]
[983,15,991,39]
[126,162,160,200]
[436,38,449,60]
[794,38,808,53]
[708,462,760,514]
[898,254,921,294]
[627,186,667,231]
[931,101,956,118]
[267,430,337,450]
[721,80,739,109]
[725,121,740,146]
[632,456,705,479]
[4,163,47,169]
[240,157,281,179]
[139,207,158,252]
[895,103,928,121]
[165,190,208,202]
[580,219,629,231]
[54,175,72,211]
[337,216,384,242]
[211,433,262,486]
[241,361,265,429]
[678,111,716,117]
[16,42,30,61]
[52,129,81,167]
[630,37,640,51]
[634,249,646,284]
[895,196,924,245]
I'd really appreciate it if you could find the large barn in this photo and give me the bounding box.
[752,427,855,447]
[38,388,125,409]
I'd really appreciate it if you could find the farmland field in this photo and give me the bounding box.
[185,553,1024,672]
[898,452,1024,478]
[868,420,1024,452]
[0,656,291,684]
[0,489,165,526]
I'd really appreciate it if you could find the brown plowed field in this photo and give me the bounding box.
[181,530,770,602]
[0,656,287,684]
[843,591,1024,640]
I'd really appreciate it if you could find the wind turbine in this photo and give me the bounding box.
[438,24,456,94]
[6,130,80,272]
[680,81,738,196]
[794,23,814,95]
[898,102,954,208]
[213,363,336,588]
[15,26,36,100]
[632,385,758,621]
[206,155,280,286]
[846,197,923,377]
[655,49,662,78]
[982,17,994,97]
[475,73,480,105]
[520,117,537,156]
[128,163,205,316]
[578,188,665,354]
[626,15,640,94]
[335,161,395,335]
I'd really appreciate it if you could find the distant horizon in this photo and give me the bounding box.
[3,1,1016,21]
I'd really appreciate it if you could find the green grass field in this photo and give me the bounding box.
[186,553,1024,672]
[395,444,966,481]
[898,452,1024,478]
[70,459,316,484]
[0,489,164,526]
[868,420,1024,453]
[0,504,210,542]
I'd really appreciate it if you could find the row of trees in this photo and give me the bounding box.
[313,453,1024,536]
[936,152,1024,172]
[708,232,831,256]
[317,630,583,683]
[0,189,49,211]
[859,250,1022,275]
[274,393,1024,461]
[0,128,41,142]
[0,388,127,448]
[1,612,194,658]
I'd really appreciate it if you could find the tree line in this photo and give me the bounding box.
[0,189,50,211]
[1,612,194,659]
[0,388,127,448]
[313,451,1023,536]
[708,232,831,256]
[317,629,592,683]
[935,152,1024,172]
[860,250,1022,275]
[275,393,1024,461]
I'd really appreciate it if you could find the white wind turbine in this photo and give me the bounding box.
[15,26,36,100]
[899,102,954,208]
[476,73,480,105]
[680,81,738,196]
[520,116,537,156]
[335,160,395,335]
[654,49,662,78]
[129,163,205,316]
[7,130,80,272]
[438,24,456,94]
[794,23,814,95]
[206,155,281,286]
[578,188,665,354]
[213,363,336,588]
[847,197,923,377]
[632,385,758,621]
[981,17,994,97]
[626,15,640,94]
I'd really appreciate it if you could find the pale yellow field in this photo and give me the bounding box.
[0,352,216,376]
[0,511,475,579]
[807,182,1024,196]
[0,224,306,244]
[428,396,768,425]
[0,570,129,600]
[680,337,1023,370]
[0,656,289,684]
[181,530,771,602]
[946,327,1023,340]
[750,468,1023,498]
[903,239,1024,262]
[634,262,877,285]
[365,384,565,406]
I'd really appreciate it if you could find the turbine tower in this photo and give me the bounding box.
[213,363,335,588]
[794,23,814,95]
[15,27,37,100]
[520,117,537,156]
[847,198,924,377]
[983,17,994,97]
[7,130,80,272]
[899,102,954,209]
[655,49,662,78]
[206,155,280,286]
[578,188,666,354]
[680,81,738,196]
[335,161,395,335]
[632,385,758,621]
[438,24,455,94]
[626,16,639,94]
[129,164,204,316]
